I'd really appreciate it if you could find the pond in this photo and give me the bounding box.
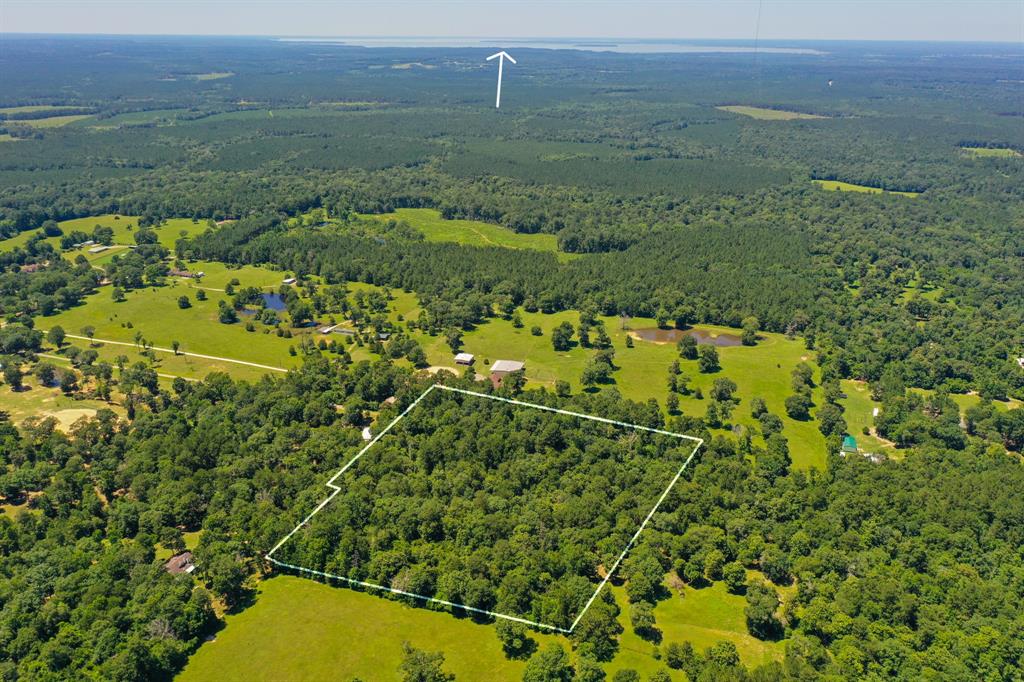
[631,327,742,346]
[241,292,287,316]
[261,293,287,310]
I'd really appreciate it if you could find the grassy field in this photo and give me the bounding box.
[81,109,190,128]
[411,310,827,469]
[37,280,305,375]
[180,576,558,682]
[10,114,92,128]
[0,214,209,254]
[960,146,1022,158]
[612,578,786,673]
[812,179,920,197]
[908,388,1021,414]
[180,569,780,681]
[717,105,827,120]
[0,105,78,115]
[358,208,573,261]
[0,372,121,430]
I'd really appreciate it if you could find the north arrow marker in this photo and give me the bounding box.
[486,51,516,109]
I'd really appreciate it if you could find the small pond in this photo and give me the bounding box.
[261,293,287,310]
[631,327,742,346]
[241,292,287,316]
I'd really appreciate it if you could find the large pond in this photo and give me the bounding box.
[631,327,742,346]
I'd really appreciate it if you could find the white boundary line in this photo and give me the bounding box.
[265,383,703,633]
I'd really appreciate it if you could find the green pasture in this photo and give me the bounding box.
[357,208,573,261]
[0,105,78,115]
[12,115,92,128]
[179,576,554,682]
[813,179,919,197]
[46,338,275,384]
[37,282,304,372]
[717,105,826,120]
[960,146,1021,158]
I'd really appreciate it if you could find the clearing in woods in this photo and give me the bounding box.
[812,179,920,197]
[357,208,574,261]
[717,105,828,120]
[960,146,1021,158]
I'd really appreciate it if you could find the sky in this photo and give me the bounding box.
[2,0,1023,43]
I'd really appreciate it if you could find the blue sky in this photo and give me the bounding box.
[3,0,1022,42]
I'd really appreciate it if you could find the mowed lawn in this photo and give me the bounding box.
[358,208,574,262]
[412,310,828,469]
[717,105,826,120]
[812,179,919,197]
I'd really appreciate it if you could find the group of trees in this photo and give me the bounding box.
[278,388,685,632]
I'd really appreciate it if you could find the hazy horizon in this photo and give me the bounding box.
[3,1,1023,43]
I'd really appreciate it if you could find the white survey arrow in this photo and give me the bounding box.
[486,50,516,109]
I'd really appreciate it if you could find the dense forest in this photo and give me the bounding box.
[275,386,694,631]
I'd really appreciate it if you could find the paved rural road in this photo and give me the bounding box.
[55,333,289,373]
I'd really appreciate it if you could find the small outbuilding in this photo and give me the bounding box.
[454,352,475,366]
[282,277,297,285]
[87,245,109,254]
[164,551,195,575]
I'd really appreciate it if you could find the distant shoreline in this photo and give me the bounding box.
[276,37,827,54]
